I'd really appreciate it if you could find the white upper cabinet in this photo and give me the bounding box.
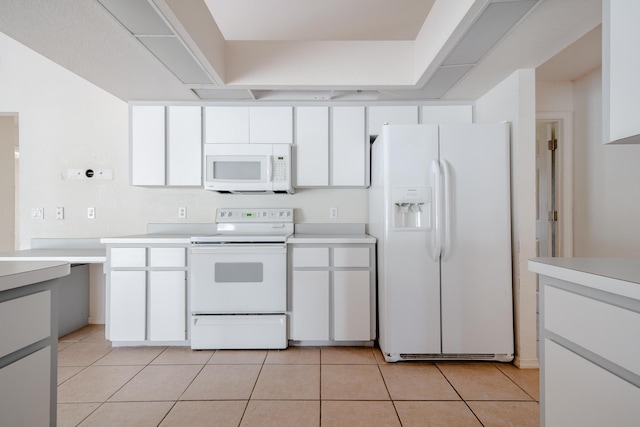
[205,106,293,144]
[131,105,165,186]
[167,106,202,186]
[332,106,367,187]
[249,107,293,144]
[368,106,418,137]
[130,105,202,186]
[421,105,473,124]
[205,106,249,144]
[295,107,329,186]
[603,0,640,144]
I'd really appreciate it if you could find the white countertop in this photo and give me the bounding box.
[529,257,640,300]
[287,234,376,244]
[0,249,106,263]
[0,260,70,292]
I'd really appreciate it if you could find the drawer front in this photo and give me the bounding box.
[149,247,186,267]
[111,247,146,268]
[333,247,370,268]
[293,247,329,268]
[545,285,640,376]
[0,291,51,358]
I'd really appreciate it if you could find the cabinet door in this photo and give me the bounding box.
[109,271,146,341]
[368,106,418,137]
[204,106,249,144]
[0,346,51,427]
[149,271,186,341]
[149,247,186,268]
[250,107,293,144]
[295,107,329,186]
[291,271,330,341]
[545,339,640,426]
[332,106,366,186]
[333,248,370,268]
[333,271,370,341]
[110,247,146,268]
[131,105,165,185]
[167,106,202,186]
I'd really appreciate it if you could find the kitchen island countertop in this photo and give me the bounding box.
[0,260,70,292]
[528,257,640,299]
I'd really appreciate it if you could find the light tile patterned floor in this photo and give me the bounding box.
[57,325,539,426]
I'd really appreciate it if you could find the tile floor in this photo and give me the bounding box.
[57,325,539,426]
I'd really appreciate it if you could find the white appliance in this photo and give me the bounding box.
[204,143,293,194]
[369,123,513,362]
[189,208,293,350]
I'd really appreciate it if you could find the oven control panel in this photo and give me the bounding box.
[216,208,293,223]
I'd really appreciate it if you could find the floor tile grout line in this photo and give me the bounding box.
[434,362,486,427]
[492,362,538,401]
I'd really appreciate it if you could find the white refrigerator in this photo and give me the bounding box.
[369,123,513,362]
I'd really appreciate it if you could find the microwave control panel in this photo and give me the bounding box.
[274,156,288,182]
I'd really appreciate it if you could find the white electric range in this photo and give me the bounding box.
[189,208,293,349]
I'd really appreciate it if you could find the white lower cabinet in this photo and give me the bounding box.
[289,244,375,343]
[149,271,186,341]
[107,245,188,344]
[109,271,146,341]
[333,271,371,341]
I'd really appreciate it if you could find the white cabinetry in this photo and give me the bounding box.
[332,106,367,187]
[107,245,188,344]
[289,244,375,342]
[603,0,640,144]
[130,105,202,186]
[294,106,369,188]
[295,107,329,186]
[531,259,640,427]
[205,106,293,144]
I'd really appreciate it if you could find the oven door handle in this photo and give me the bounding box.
[189,244,286,254]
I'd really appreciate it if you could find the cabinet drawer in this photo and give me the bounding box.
[334,248,370,268]
[293,248,329,267]
[111,247,146,268]
[0,291,51,358]
[545,285,640,376]
[149,247,186,267]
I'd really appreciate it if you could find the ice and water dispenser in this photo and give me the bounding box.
[393,187,431,230]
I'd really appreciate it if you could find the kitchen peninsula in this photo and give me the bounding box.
[529,257,640,426]
[0,260,70,427]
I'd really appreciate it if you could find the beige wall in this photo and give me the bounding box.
[0,33,369,249]
[476,69,539,368]
[572,67,640,257]
[0,115,18,251]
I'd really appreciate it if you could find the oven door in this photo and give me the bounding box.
[190,244,286,313]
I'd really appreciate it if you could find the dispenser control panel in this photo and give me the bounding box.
[392,187,431,230]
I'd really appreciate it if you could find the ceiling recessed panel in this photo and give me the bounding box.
[203,0,434,41]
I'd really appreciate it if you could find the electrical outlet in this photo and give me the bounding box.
[329,207,338,219]
[178,206,187,219]
[55,207,64,220]
[87,207,95,219]
[31,207,44,220]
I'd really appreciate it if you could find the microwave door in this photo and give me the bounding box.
[205,155,271,192]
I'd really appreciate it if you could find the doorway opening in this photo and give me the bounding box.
[536,113,573,258]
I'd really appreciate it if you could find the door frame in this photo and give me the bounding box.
[536,112,573,257]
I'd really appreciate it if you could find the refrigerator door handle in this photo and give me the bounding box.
[431,159,442,261]
[442,159,452,261]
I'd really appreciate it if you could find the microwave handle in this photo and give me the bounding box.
[266,155,273,182]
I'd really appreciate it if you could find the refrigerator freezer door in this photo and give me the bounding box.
[376,124,441,355]
[438,123,513,355]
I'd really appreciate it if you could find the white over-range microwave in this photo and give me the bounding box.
[204,143,293,194]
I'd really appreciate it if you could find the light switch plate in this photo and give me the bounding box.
[87,207,95,219]
[31,207,44,220]
[55,207,64,220]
